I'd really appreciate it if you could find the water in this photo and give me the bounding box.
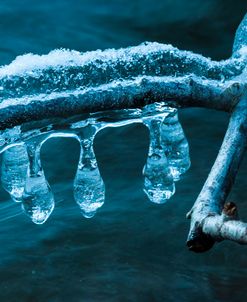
[0,1,247,301]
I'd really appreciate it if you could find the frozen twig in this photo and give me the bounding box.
[187,95,247,252]
[0,76,244,130]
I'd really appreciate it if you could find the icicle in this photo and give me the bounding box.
[73,124,105,218]
[1,145,28,202]
[143,116,175,204]
[21,141,55,224]
[160,110,190,181]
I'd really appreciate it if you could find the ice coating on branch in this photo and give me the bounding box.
[0,12,245,130]
[1,145,28,202]
[233,13,247,55]
[0,43,173,77]
[73,124,105,218]
[0,40,245,103]
[21,142,55,224]
[0,33,245,129]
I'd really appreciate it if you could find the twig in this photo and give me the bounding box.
[187,95,247,252]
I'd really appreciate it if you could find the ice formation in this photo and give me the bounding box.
[0,101,190,223]
[0,13,245,224]
[21,141,55,224]
[1,145,28,202]
[73,124,105,218]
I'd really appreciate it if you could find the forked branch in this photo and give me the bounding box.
[187,95,247,252]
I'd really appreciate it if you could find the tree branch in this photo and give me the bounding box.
[187,95,247,252]
[0,76,244,130]
[0,42,245,100]
[0,32,246,131]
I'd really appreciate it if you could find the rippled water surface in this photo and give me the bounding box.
[0,1,247,301]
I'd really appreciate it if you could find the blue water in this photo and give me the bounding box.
[0,1,247,301]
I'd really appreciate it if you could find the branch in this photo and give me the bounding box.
[0,38,246,130]
[0,76,244,130]
[187,95,247,252]
[0,42,245,100]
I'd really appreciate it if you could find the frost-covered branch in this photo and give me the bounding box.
[187,95,247,252]
[184,12,247,252]
[0,20,246,130]
[0,76,244,130]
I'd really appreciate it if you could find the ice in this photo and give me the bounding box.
[142,115,175,204]
[0,103,191,221]
[1,145,28,202]
[21,142,55,224]
[142,104,190,204]
[233,13,247,55]
[73,124,105,218]
[0,107,191,220]
[0,40,245,103]
[160,111,190,181]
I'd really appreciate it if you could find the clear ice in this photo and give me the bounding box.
[21,142,55,224]
[160,111,190,181]
[143,114,175,204]
[0,103,191,222]
[1,145,28,202]
[142,105,190,204]
[73,124,105,218]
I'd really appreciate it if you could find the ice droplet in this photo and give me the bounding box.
[1,145,28,202]
[160,111,190,181]
[143,116,175,204]
[73,125,105,218]
[21,142,55,224]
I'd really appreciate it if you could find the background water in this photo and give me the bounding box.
[0,1,247,301]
